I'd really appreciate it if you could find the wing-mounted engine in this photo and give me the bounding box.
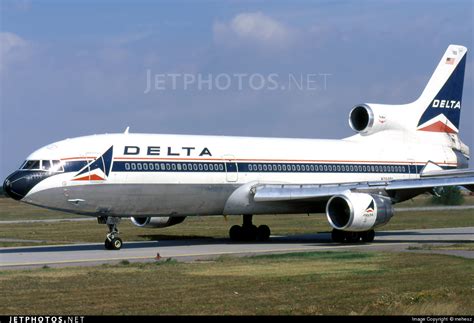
[130,216,186,228]
[349,103,406,135]
[326,191,393,232]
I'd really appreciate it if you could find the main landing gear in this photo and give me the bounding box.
[98,216,123,250]
[229,214,271,242]
[331,229,375,243]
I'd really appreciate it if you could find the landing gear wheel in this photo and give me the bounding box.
[105,237,123,250]
[331,229,345,243]
[228,215,272,242]
[110,237,123,250]
[101,217,123,250]
[361,230,375,243]
[345,232,361,243]
[257,225,271,241]
[105,238,112,250]
[229,225,242,241]
[243,225,258,241]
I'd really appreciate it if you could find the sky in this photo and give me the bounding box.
[1,0,473,179]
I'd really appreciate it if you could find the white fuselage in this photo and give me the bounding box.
[19,132,458,217]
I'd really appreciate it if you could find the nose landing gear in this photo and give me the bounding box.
[98,216,123,250]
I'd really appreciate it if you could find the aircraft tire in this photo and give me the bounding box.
[242,225,258,241]
[331,229,345,243]
[256,225,271,241]
[229,225,243,241]
[361,230,375,242]
[104,239,112,250]
[345,232,361,243]
[110,237,123,250]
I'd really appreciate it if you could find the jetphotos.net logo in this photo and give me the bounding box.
[143,71,332,93]
[8,317,84,323]
[72,146,113,181]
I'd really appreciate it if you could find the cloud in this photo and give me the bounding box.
[0,32,30,72]
[214,12,294,50]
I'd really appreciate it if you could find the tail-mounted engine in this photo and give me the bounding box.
[130,216,186,228]
[326,191,393,232]
[349,103,405,135]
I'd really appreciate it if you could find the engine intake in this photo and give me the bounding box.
[326,191,393,232]
[348,103,409,135]
[130,216,186,228]
[349,104,374,134]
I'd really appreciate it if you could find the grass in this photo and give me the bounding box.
[0,198,88,221]
[0,209,472,247]
[0,196,473,247]
[1,194,472,221]
[395,194,474,207]
[0,251,472,315]
[408,242,474,251]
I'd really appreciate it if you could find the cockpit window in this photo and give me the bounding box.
[21,160,64,172]
[51,160,64,172]
[23,160,41,170]
[41,160,51,170]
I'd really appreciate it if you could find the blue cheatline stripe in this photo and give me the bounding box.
[63,160,89,172]
[109,161,437,174]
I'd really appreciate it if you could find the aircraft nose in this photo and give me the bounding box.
[3,176,14,199]
[3,171,34,201]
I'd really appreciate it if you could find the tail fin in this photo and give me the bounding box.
[415,44,467,134]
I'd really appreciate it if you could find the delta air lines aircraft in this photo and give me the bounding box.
[3,45,474,250]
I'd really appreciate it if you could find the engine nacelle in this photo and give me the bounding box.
[130,216,186,228]
[326,191,393,232]
[348,103,405,135]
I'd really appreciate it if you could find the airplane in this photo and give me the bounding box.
[3,44,474,250]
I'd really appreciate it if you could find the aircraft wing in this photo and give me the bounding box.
[253,170,474,202]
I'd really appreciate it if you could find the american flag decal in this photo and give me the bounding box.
[445,57,455,65]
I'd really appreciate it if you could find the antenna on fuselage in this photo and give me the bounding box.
[124,126,130,134]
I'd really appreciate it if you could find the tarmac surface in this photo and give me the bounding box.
[0,227,472,269]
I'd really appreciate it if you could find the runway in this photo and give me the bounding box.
[0,227,473,269]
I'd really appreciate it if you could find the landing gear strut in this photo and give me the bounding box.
[229,214,271,242]
[331,229,375,243]
[98,216,123,250]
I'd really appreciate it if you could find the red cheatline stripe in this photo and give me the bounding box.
[73,174,105,181]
